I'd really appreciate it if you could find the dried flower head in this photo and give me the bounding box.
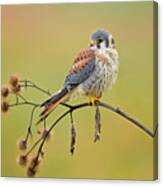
[26,156,40,177]
[9,74,19,87]
[17,155,28,166]
[1,101,9,112]
[1,85,10,98]
[17,139,27,151]
[10,84,21,94]
[26,167,36,177]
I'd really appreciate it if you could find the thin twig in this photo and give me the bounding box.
[35,110,71,160]
[25,105,38,141]
[25,137,43,157]
[43,119,47,129]
[20,80,51,96]
[97,102,157,138]
[18,94,28,102]
[19,80,73,109]
[9,102,40,107]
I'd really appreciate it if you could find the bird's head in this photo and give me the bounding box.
[90,29,115,49]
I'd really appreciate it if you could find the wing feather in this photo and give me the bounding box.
[64,49,96,90]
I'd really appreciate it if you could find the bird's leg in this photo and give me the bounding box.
[89,97,99,106]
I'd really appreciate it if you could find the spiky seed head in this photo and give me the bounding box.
[17,155,28,166]
[10,84,21,94]
[26,156,40,177]
[1,85,10,98]
[9,74,19,87]
[1,101,9,112]
[17,139,27,151]
[26,167,36,177]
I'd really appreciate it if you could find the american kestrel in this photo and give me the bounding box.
[38,29,119,123]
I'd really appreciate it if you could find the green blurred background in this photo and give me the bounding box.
[2,1,156,180]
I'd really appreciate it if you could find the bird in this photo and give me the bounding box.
[37,29,119,124]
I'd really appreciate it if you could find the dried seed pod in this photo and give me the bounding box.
[17,139,27,151]
[26,167,36,177]
[1,101,9,112]
[70,124,76,155]
[1,85,9,98]
[17,155,28,166]
[94,133,100,143]
[9,74,19,87]
[10,84,21,94]
[26,156,40,177]
[94,106,101,143]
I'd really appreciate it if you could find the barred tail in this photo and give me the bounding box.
[37,87,68,124]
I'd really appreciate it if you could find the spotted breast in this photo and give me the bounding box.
[80,48,119,98]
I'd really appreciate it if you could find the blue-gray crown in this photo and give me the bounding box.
[91,29,109,40]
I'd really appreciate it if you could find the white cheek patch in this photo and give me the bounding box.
[100,41,107,49]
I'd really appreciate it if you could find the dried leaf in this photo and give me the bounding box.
[70,124,76,155]
[94,106,101,143]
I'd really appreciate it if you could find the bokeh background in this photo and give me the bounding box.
[1,1,156,180]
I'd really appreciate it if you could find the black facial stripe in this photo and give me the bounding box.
[98,39,103,43]
[97,38,102,48]
[96,38,109,48]
[106,38,109,47]
[111,38,115,44]
[97,43,101,49]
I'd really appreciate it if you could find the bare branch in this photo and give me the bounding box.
[1,77,158,177]
[97,101,157,138]
[31,100,157,165]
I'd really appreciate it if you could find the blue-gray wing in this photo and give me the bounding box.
[64,49,96,91]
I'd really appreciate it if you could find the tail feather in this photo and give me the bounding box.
[37,87,68,124]
[40,88,68,107]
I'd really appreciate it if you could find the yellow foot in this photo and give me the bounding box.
[89,97,99,106]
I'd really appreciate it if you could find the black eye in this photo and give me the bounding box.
[98,39,103,43]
